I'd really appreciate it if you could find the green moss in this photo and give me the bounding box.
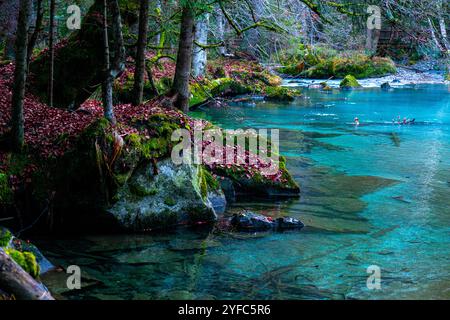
[0,227,12,247]
[202,166,220,192]
[125,133,142,146]
[340,75,361,88]
[132,114,181,159]
[129,180,158,197]
[164,197,176,206]
[5,249,40,278]
[279,46,396,79]
[82,118,111,140]
[198,167,208,200]
[190,78,253,107]
[264,87,300,102]
[155,76,173,95]
[0,172,13,205]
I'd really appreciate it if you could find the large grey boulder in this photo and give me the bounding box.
[108,159,222,231]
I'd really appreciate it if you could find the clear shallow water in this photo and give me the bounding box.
[37,85,450,300]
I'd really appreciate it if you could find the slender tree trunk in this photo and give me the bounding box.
[48,0,56,108]
[428,18,444,52]
[438,18,449,51]
[192,13,209,78]
[10,0,32,152]
[171,4,195,112]
[132,0,150,106]
[215,5,226,55]
[27,0,43,65]
[102,0,116,124]
[154,0,162,46]
[109,0,126,76]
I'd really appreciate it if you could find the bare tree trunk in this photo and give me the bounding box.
[109,0,126,77]
[10,0,32,152]
[171,4,195,112]
[27,0,43,65]
[132,0,150,106]
[102,0,116,124]
[215,5,226,55]
[438,18,449,51]
[428,17,444,52]
[0,248,54,300]
[48,0,56,108]
[192,13,209,78]
[154,0,162,46]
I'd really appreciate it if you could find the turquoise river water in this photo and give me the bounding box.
[37,84,450,300]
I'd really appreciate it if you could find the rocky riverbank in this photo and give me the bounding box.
[282,64,449,89]
[0,61,300,234]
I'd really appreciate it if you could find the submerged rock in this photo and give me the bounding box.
[108,159,220,231]
[228,211,304,232]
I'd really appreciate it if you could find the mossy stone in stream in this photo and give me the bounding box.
[264,87,300,102]
[340,75,361,89]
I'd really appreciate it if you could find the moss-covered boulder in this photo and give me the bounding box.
[264,87,301,102]
[108,159,221,231]
[190,77,253,107]
[340,75,361,89]
[0,226,53,277]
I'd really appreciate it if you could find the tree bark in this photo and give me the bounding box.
[10,0,32,152]
[214,5,228,56]
[192,13,209,78]
[428,18,444,52]
[132,0,150,106]
[48,0,56,108]
[109,0,126,77]
[154,0,162,46]
[102,0,116,124]
[27,0,43,65]
[171,4,195,112]
[438,18,449,51]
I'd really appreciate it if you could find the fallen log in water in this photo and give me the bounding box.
[0,248,54,300]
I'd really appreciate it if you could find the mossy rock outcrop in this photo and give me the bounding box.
[109,159,223,231]
[190,77,253,107]
[0,226,53,278]
[340,75,361,89]
[264,87,301,102]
